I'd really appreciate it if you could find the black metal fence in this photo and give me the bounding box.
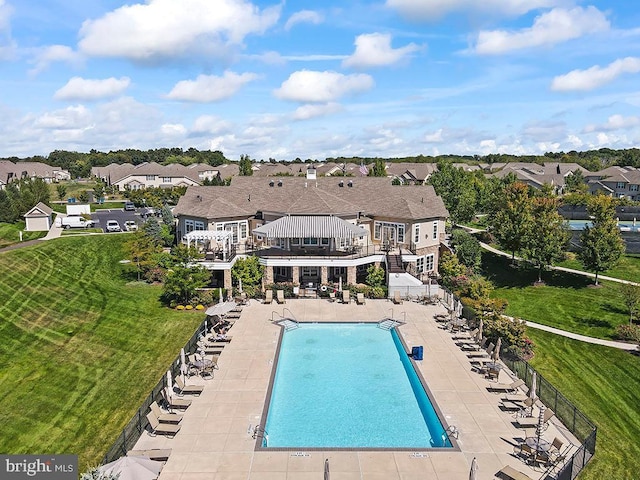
[101,319,208,464]
[502,358,597,480]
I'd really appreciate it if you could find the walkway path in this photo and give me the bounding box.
[521,319,637,351]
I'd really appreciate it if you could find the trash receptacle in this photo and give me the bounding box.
[411,346,424,360]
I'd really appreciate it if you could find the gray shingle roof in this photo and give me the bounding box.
[173,177,449,221]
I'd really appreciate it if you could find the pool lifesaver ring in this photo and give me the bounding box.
[320,285,328,292]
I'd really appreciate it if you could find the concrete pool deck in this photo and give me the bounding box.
[133,298,577,480]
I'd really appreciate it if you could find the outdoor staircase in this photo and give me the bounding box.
[387,254,405,273]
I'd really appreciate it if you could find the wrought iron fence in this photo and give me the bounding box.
[101,319,207,464]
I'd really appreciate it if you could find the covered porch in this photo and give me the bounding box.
[183,230,235,262]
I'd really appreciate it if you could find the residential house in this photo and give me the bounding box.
[24,202,54,231]
[173,175,449,294]
[586,166,640,199]
[0,160,70,189]
[488,162,589,193]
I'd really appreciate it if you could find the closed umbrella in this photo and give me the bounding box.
[166,370,173,395]
[324,458,330,480]
[180,348,187,385]
[239,277,243,293]
[492,337,502,362]
[98,456,163,480]
[535,404,547,450]
[529,371,538,403]
[218,287,223,303]
[338,276,342,292]
[469,457,478,480]
[476,318,484,343]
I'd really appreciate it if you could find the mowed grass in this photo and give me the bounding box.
[0,235,202,469]
[0,222,47,248]
[557,254,640,284]
[483,251,629,339]
[528,329,640,480]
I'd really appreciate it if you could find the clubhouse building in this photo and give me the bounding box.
[172,170,449,295]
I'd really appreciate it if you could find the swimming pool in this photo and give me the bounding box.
[259,322,453,449]
[568,220,640,232]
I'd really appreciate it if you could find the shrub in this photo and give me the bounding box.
[185,305,193,310]
[176,305,185,310]
[615,324,640,342]
[195,304,205,310]
[482,312,534,359]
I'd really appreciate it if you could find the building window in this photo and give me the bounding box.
[146,175,156,181]
[320,237,330,246]
[185,219,195,233]
[215,220,249,243]
[194,221,205,231]
[416,256,425,273]
[374,222,381,240]
[631,184,639,192]
[397,224,405,243]
[373,221,406,243]
[162,177,172,183]
[414,224,420,244]
[616,182,626,189]
[303,237,318,245]
[425,254,434,272]
[291,238,300,246]
[433,222,438,239]
[302,266,319,277]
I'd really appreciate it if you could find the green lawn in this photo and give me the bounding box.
[557,254,640,284]
[483,251,629,339]
[0,222,47,248]
[529,329,640,480]
[0,235,202,469]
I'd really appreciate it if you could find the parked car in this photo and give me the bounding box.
[124,201,136,211]
[105,220,121,232]
[60,216,95,229]
[124,221,138,232]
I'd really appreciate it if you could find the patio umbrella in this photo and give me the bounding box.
[218,287,223,303]
[324,458,330,480]
[98,456,163,480]
[492,337,502,362]
[166,370,173,395]
[180,348,187,385]
[239,277,243,293]
[476,318,484,343]
[529,371,538,403]
[535,404,547,448]
[205,301,237,317]
[469,457,478,480]
[338,276,342,292]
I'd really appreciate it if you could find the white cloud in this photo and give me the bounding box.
[284,10,323,31]
[33,105,91,129]
[54,77,130,101]
[342,33,421,69]
[167,71,258,102]
[274,70,374,103]
[551,57,640,92]
[293,102,342,120]
[30,45,83,75]
[161,123,187,136]
[424,128,444,143]
[78,0,280,62]
[386,0,561,20]
[0,0,16,60]
[521,120,566,142]
[191,115,233,135]
[583,114,640,133]
[475,7,609,55]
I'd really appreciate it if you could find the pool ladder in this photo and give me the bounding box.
[280,319,299,331]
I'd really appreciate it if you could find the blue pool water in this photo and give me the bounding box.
[262,323,452,448]
[568,220,640,232]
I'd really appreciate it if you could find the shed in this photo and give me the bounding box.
[24,202,54,231]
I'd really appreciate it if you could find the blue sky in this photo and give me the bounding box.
[1,0,640,160]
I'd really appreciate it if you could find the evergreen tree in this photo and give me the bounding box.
[578,195,625,285]
[369,159,386,177]
[239,154,253,176]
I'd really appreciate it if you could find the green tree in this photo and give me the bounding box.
[564,169,587,193]
[428,160,478,224]
[163,265,211,305]
[368,159,386,177]
[231,256,264,292]
[125,231,162,281]
[161,204,174,227]
[170,244,202,266]
[77,190,89,203]
[56,184,67,201]
[620,283,640,324]
[365,265,385,287]
[450,229,482,271]
[93,180,105,202]
[522,196,570,283]
[239,154,253,176]
[438,251,467,288]
[489,182,532,263]
[578,195,625,285]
